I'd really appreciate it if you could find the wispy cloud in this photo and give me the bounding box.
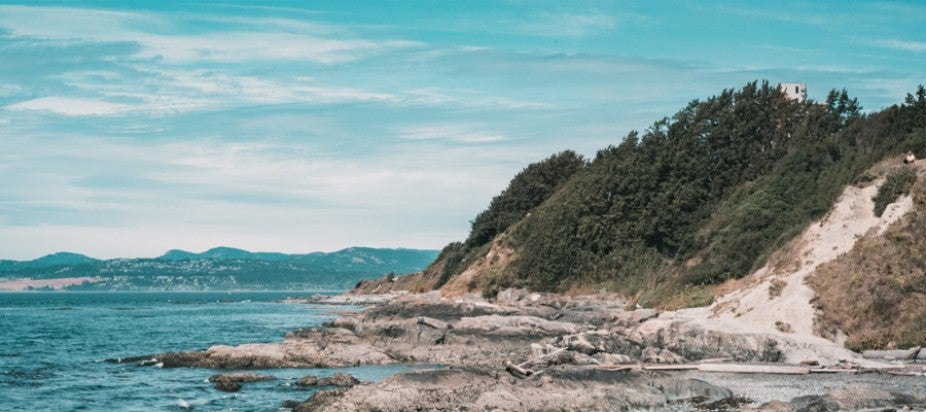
[7,97,129,116]
[0,5,422,64]
[868,38,926,53]
[399,124,509,143]
[135,33,421,64]
[518,11,617,38]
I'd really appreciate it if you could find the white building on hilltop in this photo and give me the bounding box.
[779,82,807,102]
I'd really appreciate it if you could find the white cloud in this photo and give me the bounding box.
[869,38,926,53]
[518,11,617,38]
[0,5,422,65]
[135,33,420,64]
[0,84,24,97]
[399,124,509,143]
[7,97,129,116]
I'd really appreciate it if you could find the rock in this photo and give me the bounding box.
[325,372,361,387]
[633,321,782,362]
[291,367,737,411]
[292,388,349,412]
[296,375,319,387]
[799,360,819,367]
[297,372,360,387]
[642,347,686,364]
[631,309,659,323]
[659,378,733,402]
[214,380,241,392]
[790,387,925,412]
[452,315,578,337]
[752,400,794,411]
[208,372,275,383]
[208,372,274,392]
[594,352,633,365]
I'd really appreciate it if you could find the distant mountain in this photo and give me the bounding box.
[0,247,439,291]
[0,252,100,272]
[158,249,200,261]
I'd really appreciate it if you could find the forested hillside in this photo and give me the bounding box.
[401,81,926,308]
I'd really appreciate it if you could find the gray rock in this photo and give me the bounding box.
[790,387,925,412]
[290,367,736,411]
[297,372,360,387]
[208,372,274,392]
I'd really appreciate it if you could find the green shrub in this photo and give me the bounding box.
[873,167,917,217]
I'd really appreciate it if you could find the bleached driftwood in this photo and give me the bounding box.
[697,363,810,375]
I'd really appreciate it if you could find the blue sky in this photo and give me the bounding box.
[1,1,924,259]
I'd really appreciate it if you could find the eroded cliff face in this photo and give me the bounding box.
[808,162,926,351]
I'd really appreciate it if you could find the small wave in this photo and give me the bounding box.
[46,307,78,311]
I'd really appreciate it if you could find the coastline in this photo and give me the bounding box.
[147,289,926,411]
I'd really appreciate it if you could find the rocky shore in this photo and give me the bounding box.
[151,290,926,411]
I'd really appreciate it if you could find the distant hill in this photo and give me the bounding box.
[0,252,100,272]
[0,247,439,291]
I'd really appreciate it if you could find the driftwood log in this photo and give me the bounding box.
[505,361,535,378]
[697,363,810,375]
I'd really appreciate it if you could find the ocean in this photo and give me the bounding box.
[0,291,420,411]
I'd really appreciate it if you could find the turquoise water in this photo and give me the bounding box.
[0,292,419,411]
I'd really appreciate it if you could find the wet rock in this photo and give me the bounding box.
[297,372,360,387]
[296,375,318,387]
[208,372,274,392]
[208,372,275,383]
[214,379,241,392]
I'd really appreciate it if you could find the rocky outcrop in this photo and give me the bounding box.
[287,367,733,411]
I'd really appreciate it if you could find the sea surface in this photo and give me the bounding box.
[0,291,423,411]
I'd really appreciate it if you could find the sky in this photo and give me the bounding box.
[1,1,925,260]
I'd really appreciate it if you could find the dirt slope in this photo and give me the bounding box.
[651,159,924,362]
